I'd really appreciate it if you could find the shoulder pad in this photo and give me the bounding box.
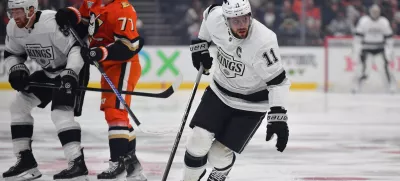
[121,1,131,8]
[6,19,17,37]
[204,4,221,20]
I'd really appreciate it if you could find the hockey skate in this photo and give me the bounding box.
[124,151,147,181]
[2,150,42,181]
[98,157,127,181]
[207,168,231,181]
[53,149,89,181]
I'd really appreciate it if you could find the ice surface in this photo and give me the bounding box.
[0,90,399,181]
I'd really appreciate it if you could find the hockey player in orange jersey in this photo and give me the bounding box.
[55,0,146,180]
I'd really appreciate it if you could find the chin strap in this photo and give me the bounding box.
[24,12,36,30]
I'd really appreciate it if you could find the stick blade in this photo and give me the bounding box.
[172,73,183,91]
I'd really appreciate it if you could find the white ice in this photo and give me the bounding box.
[0,90,399,181]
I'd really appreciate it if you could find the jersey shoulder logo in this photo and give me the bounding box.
[88,12,103,40]
[217,47,245,78]
[121,2,130,8]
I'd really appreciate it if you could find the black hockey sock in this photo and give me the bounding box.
[58,129,81,146]
[11,125,34,152]
[184,151,208,168]
[109,138,129,161]
[109,126,129,162]
[128,127,136,153]
[11,125,33,142]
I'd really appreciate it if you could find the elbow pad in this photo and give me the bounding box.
[106,37,144,61]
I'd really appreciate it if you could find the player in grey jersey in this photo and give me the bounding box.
[2,0,90,180]
[352,4,397,93]
[183,0,290,180]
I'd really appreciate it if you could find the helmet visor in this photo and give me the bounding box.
[7,8,26,19]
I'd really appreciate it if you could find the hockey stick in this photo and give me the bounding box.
[67,27,150,130]
[161,65,204,181]
[26,72,182,98]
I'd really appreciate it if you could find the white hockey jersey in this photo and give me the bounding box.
[354,15,393,50]
[5,10,84,78]
[199,6,290,112]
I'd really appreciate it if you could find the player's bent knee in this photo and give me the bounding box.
[10,93,40,123]
[184,127,214,168]
[186,127,215,157]
[208,141,235,169]
[51,109,80,132]
[51,109,81,146]
[104,108,129,126]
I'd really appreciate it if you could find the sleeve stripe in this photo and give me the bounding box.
[384,34,393,39]
[4,50,27,60]
[267,70,287,86]
[114,33,134,41]
[99,46,109,61]
[81,17,89,23]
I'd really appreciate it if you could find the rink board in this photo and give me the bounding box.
[1,45,399,92]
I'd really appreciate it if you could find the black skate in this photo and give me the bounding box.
[98,157,127,181]
[53,150,88,181]
[124,151,147,181]
[2,150,42,181]
[207,168,231,181]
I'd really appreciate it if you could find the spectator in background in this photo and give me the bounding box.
[322,0,340,31]
[393,11,400,35]
[0,1,8,43]
[380,0,395,22]
[185,0,204,40]
[261,2,278,31]
[276,0,298,30]
[293,0,321,22]
[277,19,301,46]
[250,0,264,24]
[67,0,83,8]
[346,0,365,26]
[305,16,322,45]
[38,0,57,10]
[249,0,262,10]
[327,8,353,36]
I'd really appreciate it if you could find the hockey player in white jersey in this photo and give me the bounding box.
[3,0,90,180]
[352,4,396,93]
[183,0,290,180]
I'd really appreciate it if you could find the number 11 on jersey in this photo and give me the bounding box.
[263,48,279,66]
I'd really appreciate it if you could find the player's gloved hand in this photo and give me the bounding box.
[266,107,289,152]
[60,69,79,94]
[80,46,108,65]
[190,39,213,75]
[55,7,81,28]
[8,63,30,92]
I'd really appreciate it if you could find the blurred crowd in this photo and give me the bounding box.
[178,0,400,46]
[1,0,400,46]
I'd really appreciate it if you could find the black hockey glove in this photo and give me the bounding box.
[60,69,79,94]
[55,7,81,28]
[8,63,30,92]
[266,107,289,152]
[190,39,213,75]
[80,46,108,65]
